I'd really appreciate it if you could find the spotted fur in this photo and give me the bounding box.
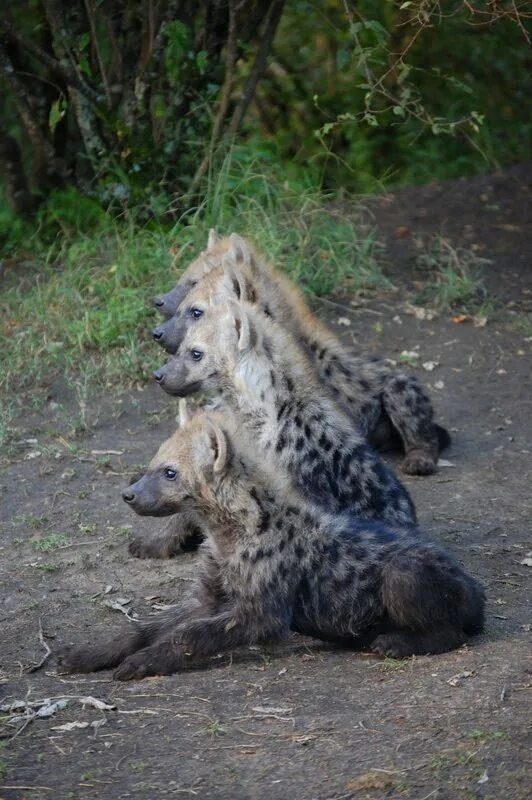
[152,233,448,476]
[156,301,417,529]
[59,412,484,680]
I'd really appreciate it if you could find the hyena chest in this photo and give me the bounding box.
[272,403,416,526]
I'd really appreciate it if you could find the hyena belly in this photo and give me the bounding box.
[270,398,417,528]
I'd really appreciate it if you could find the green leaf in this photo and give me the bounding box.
[392,105,406,117]
[364,112,379,127]
[364,20,390,42]
[78,32,90,52]
[152,94,166,119]
[163,20,191,85]
[196,49,208,75]
[48,98,67,134]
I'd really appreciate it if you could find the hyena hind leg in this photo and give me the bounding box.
[373,546,485,658]
[129,513,205,559]
[381,373,441,476]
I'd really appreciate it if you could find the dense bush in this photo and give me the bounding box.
[0,0,530,229]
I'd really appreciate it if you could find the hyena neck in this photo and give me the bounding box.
[230,328,320,421]
[204,464,286,542]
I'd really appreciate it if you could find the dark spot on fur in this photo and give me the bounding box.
[276,435,287,453]
[263,338,273,360]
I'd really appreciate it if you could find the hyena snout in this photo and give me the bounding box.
[153,368,166,385]
[151,317,184,354]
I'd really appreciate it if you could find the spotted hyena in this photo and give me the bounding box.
[59,411,484,680]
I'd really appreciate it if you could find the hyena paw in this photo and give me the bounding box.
[128,536,171,559]
[56,645,100,674]
[114,652,159,681]
[401,450,437,476]
[370,633,413,659]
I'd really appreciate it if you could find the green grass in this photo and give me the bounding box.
[32,533,70,552]
[412,236,489,312]
[0,151,386,444]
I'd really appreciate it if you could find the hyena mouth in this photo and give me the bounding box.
[161,380,203,398]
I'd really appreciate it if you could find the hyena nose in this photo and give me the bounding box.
[153,296,165,309]
[153,369,165,384]
[122,490,135,504]
[152,327,164,342]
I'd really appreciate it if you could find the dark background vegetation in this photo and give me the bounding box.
[0,0,530,429]
[1,1,530,232]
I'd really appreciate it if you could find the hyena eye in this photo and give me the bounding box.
[163,467,177,480]
[190,349,203,361]
[189,308,203,319]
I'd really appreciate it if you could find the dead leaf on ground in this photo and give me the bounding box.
[452,314,470,324]
[346,771,396,791]
[447,670,474,686]
[404,303,437,321]
[336,317,351,326]
[394,226,410,238]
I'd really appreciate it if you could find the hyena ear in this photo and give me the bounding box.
[207,229,219,251]
[227,233,251,266]
[178,399,190,428]
[206,422,228,474]
[229,302,256,352]
[224,264,257,304]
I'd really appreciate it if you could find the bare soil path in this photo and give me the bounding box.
[1,166,531,799]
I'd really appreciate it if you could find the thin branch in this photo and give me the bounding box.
[186,0,240,200]
[83,0,112,107]
[0,19,99,102]
[228,0,286,136]
[26,618,52,673]
[0,42,66,183]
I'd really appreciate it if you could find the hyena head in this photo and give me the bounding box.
[122,404,230,516]
[152,260,258,354]
[153,301,261,397]
[152,234,258,350]
[152,229,229,318]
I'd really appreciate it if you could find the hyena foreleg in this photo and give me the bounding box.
[114,608,290,680]
[128,511,205,559]
[58,596,206,674]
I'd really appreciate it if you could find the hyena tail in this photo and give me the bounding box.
[435,424,452,452]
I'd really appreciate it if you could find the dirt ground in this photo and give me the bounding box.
[1,165,531,800]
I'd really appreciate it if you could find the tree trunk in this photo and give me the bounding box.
[0,132,34,213]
